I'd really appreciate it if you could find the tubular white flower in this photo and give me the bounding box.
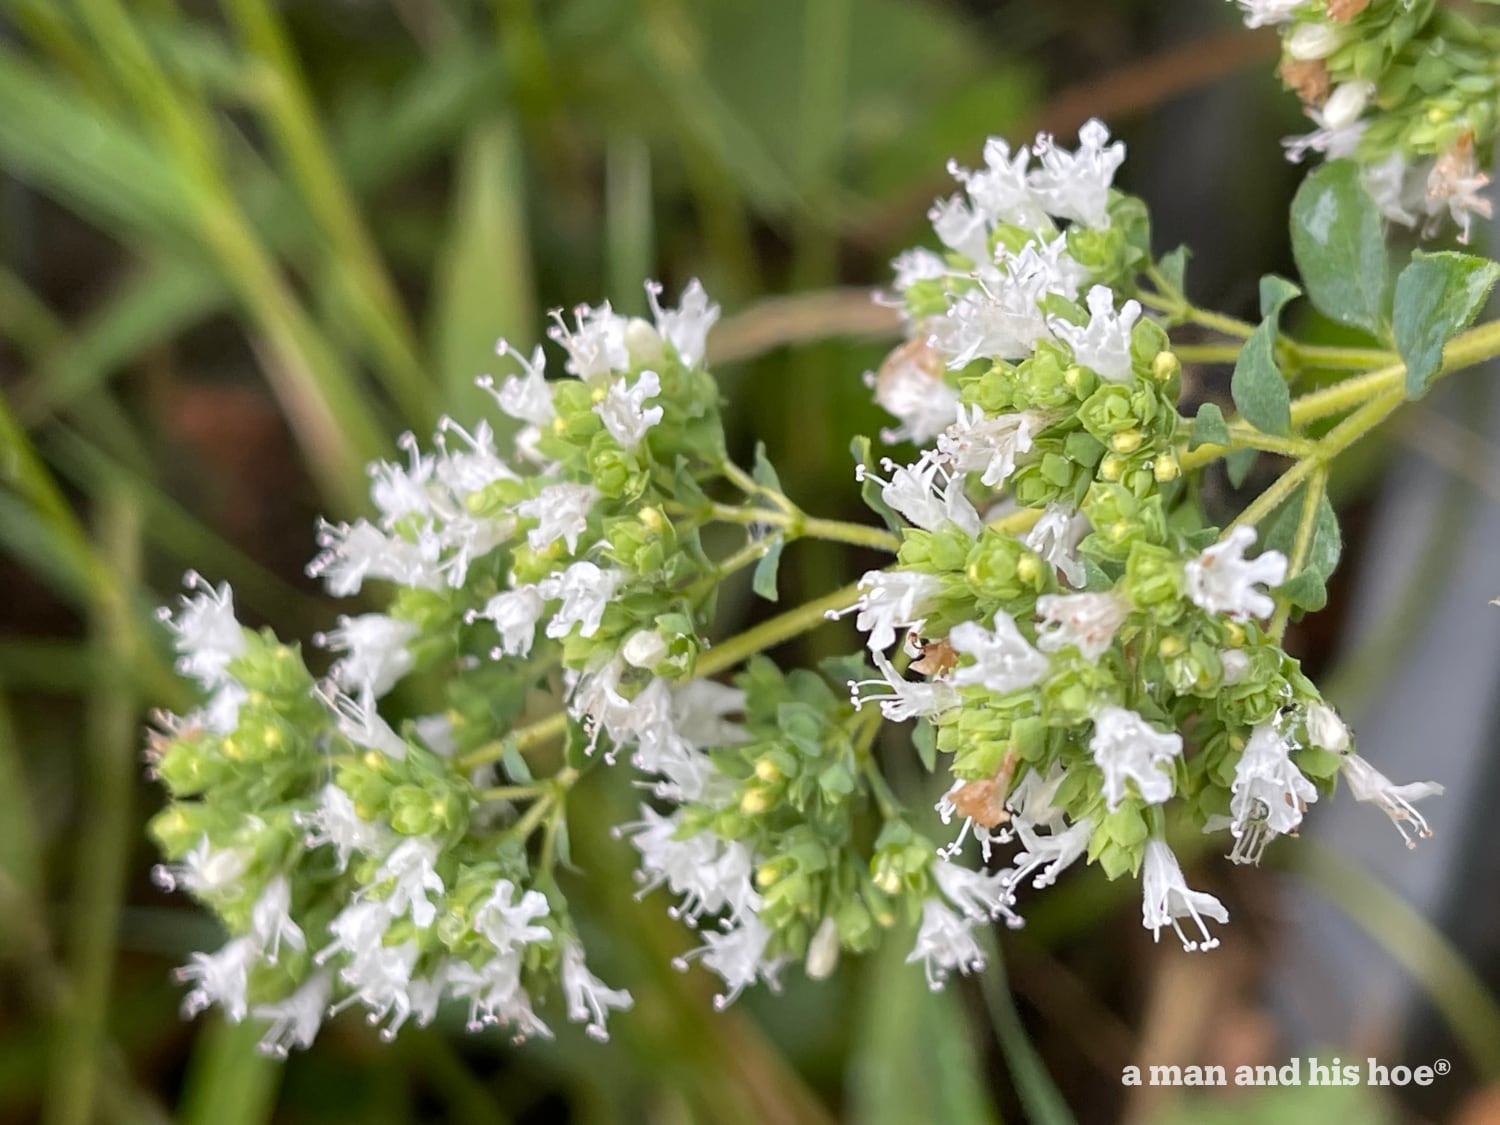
[152,836,249,897]
[447,957,552,1039]
[1002,816,1093,894]
[1304,701,1350,753]
[1233,0,1309,29]
[1185,526,1288,621]
[928,239,1086,366]
[1340,753,1444,848]
[547,301,630,382]
[1287,21,1344,61]
[889,247,949,295]
[481,342,556,427]
[1027,119,1125,229]
[849,650,959,723]
[937,404,1040,489]
[1035,592,1129,663]
[158,573,246,689]
[1141,839,1228,951]
[249,875,306,961]
[932,858,1022,929]
[906,899,986,989]
[624,807,760,924]
[947,136,1049,230]
[308,518,437,597]
[857,454,982,536]
[320,613,419,699]
[948,615,1050,695]
[594,370,664,450]
[1051,285,1141,383]
[1024,502,1089,588]
[674,914,785,1009]
[253,971,332,1057]
[646,278,720,367]
[867,338,962,445]
[297,784,389,872]
[324,685,407,758]
[540,561,624,641]
[1089,705,1182,810]
[560,940,634,1042]
[830,569,944,653]
[177,936,257,1021]
[1321,81,1374,130]
[474,879,552,953]
[927,195,991,264]
[516,482,599,554]
[1227,720,1317,865]
[471,584,546,658]
[371,837,446,929]
[368,433,435,526]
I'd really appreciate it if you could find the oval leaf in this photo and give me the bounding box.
[1394,250,1500,399]
[1290,161,1389,336]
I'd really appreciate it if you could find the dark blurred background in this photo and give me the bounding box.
[2,1,1499,1123]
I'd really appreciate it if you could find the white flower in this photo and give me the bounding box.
[333,939,425,1038]
[804,916,843,980]
[674,914,785,1009]
[1027,119,1125,229]
[1220,648,1251,686]
[547,301,630,383]
[907,899,986,989]
[371,837,446,929]
[474,879,552,953]
[928,195,991,264]
[1002,816,1093,894]
[516,482,599,554]
[560,940,633,1041]
[177,936,257,1021]
[621,629,669,670]
[152,836,249,897]
[947,136,1049,230]
[948,615,1050,694]
[158,573,246,689]
[1321,81,1373,130]
[646,278,720,367]
[1283,112,1365,165]
[540,560,624,640]
[319,613,419,699]
[830,569,943,653]
[1089,705,1182,809]
[928,239,1086,365]
[297,784,389,872]
[858,454,981,536]
[253,971,332,1057]
[1227,720,1317,864]
[432,417,517,495]
[1304,701,1349,753]
[932,859,1021,929]
[625,807,760,924]
[317,900,393,970]
[324,686,407,758]
[867,338,962,445]
[368,433,435,526]
[471,584,546,658]
[1340,753,1443,848]
[1233,0,1309,29]
[480,342,556,427]
[249,875,307,961]
[1426,143,1494,245]
[1052,285,1141,383]
[849,649,959,722]
[594,370,664,450]
[937,404,1040,489]
[1140,839,1228,951]
[308,518,436,597]
[447,957,552,1039]
[1024,503,1089,588]
[1185,526,1288,621]
[889,247,950,294]
[1035,592,1128,663]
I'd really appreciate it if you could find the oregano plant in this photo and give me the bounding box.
[145,0,1498,1054]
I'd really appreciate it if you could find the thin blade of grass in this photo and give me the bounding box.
[978,932,1078,1125]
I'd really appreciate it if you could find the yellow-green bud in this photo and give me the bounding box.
[1111,429,1143,455]
[1152,350,1180,380]
[1153,453,1180,482]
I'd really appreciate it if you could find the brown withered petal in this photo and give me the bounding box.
[911,638,959,676]
[1326,0,1370,22]
[948,778,1010,829]
[1279,58,1330,107]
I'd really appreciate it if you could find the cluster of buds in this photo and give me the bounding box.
[1237,0,1499,241]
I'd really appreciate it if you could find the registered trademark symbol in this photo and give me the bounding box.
[1435,1059,1452,1075]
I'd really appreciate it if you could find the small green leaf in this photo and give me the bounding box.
[1258,274,1302,319]
[1264,487,1342,612]
[1289,160,1389,336]
[1155,245,1190,295]
[852,435,902,532]
[1394,250,1500,398]
[1231,323,1291,436]
[752,440,784,493]
[500,742,533,784]
[913,719,937,772]
[751,536,785,602]
[1189,402,1231,450]
[1226,448,1258,489]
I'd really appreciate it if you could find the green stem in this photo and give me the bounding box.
[1283,342,1397,371]
[1268,464,1326,641]
[1139,285,1254,339]
[707,501,900,552]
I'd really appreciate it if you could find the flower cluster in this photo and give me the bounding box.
[1238,0,1499,241]
[855,121,1442,952]
[149,282,760,1049]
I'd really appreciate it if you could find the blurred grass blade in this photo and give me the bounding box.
[0,692,43,905]
[1298,842,1500,1079]
[847,928,998,1125]
[605,134,654,313]
[42,485,141,1125]
[176,1017,281,1125]
[979,933,1077,1125]
[430,117,537,421]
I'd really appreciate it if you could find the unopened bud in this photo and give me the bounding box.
[1151,350,1180,381]
[804,917,841,980]
[1153,454,1180,482]
[1111,429,1143,455]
